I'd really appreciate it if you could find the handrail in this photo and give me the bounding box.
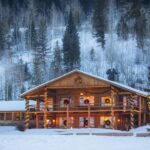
[28,103,141,112]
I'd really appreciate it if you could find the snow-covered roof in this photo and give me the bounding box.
[0,100,36,112]
[20,70,149,98]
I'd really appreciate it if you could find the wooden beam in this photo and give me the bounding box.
[36,113,39,128]
[118,92,132,95]
[12,112,14,121]
[138,96,142,127]
[110,87,115,129]
[25,98,30,129]
[4,112,6,121]
[47,86,110,89]
[43,89,48,128]
[88,104,90,128]
[36,99,40,111]
[66,104,69,128]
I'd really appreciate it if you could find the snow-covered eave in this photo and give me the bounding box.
[20,70,149,98]
[0,100,36,112]
[0,110,25,112]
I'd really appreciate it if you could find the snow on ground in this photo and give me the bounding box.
[0,126,150,150]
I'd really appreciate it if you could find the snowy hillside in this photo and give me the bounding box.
[0,0,150,100]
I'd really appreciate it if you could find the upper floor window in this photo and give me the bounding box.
[79,95,94,106]
[60,97,72,108]
[101,96,115,106]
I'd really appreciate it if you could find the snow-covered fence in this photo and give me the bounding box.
[91,133,133,136]
[136,133,150,137]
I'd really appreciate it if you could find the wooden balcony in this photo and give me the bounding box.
[28,102,141,113]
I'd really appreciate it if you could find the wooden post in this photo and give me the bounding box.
[4,112,6,121]
[12,112,14,121]
[36,113,39,128]
[36,99,40,111]
[88,104,90,128]
[66,104,69,128]
[138,96,142,127]
[143,113,146,125]
[25,98,30,129]
[111,88,115,129]
[43,89,48,128]
[130,95,135,129]
[20,112,22,121]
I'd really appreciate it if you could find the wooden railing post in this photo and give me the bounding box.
[111,88,115,129]
[88,104,90,128]
[36,99,40,111]
[43,88,48,128]
[66,104,69,128]
[138,96,142,127]
[25,97,30,129]
[36,113,39,128]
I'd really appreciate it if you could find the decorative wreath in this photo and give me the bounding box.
[74,76,82,85]
[63,120,67,126]
[84,99,90,104]
[105,98,111,104]
[64,99,70,105]
[105,120,111,126]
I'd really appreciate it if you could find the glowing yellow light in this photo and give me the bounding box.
[80,93,84,96]
[46,119,49,123]
[53,119,56,123]
[147,96,150,99]
[104,118,108,121]
[117,119,121,122]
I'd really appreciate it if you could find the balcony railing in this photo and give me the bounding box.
[28,102,141,112]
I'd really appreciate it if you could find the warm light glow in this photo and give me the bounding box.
[53,119,56,123]
[104,118,108,121]
[101,117,108,121]
[46,119,50,123]
[147,96,150,99]
[117,119,121,122]
[80,92,84,96]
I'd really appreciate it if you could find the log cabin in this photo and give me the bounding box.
[2,70,150,130]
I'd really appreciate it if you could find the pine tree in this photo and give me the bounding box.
[24,63,31,81]
[13,24,21,45]
[31,19,37,51]
[117,16,129,40]
[90,48,96,61]
[51,41,62,77]
[32,18,48,86]
[92,0,108,49]
[25,19,37,51]
[106,68,119,81]
[62,11,80,72]
[0,20,8,58]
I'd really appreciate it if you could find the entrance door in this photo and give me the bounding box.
[79,117,94,128]
[100,116,115,128]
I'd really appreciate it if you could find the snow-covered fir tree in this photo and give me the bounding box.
[0,0,149,100]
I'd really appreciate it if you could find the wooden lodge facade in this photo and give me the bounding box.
[2,70,149,130]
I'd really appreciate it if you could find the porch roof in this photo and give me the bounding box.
[20,70,149,98]
[0,100,36,112]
